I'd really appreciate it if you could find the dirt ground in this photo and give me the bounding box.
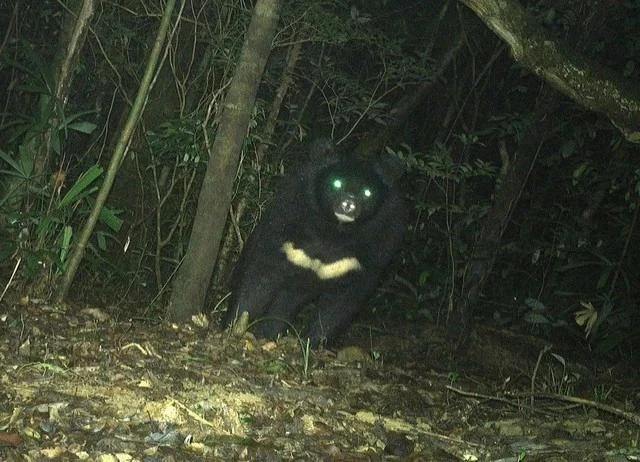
[1,298,639,461]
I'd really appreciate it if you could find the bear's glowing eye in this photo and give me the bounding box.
[363,188,372,198]
[332,179,343,190]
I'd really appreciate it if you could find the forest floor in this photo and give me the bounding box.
[1,297,639,461]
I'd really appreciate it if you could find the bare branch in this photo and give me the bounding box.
[461,0,640,143]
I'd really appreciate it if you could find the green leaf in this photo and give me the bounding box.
[59,165,103,208]
[0,149,24,176]
[62,109,97,125]
[97,231,107,251]
[560,140,576,158]
[19,138,36,178]
[0,169,26,178]
[99,206,123,232]
[572,163,588,179]
[50,130,61,155]
[67,121,97,134]
[524,297,545,311]
[60,225,72,264]
[596,267,611,290]
[523,311,549,324]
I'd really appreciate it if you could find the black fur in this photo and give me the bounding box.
[225,142,407,346]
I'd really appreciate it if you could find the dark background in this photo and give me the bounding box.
[1,0,639,363]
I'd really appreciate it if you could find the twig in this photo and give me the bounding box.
[166,396,217,429]
[607,197,640,299]
[0,257,21,303]
[446,385,552,416]
[506,391,640,426]
[447,385,640,426]
[531,344,552,407]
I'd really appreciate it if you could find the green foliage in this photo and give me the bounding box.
[147,118,205,166]
[0,54,116,283]
[0,147,34,184]
[1,0,639,362]
[2,50,98,158]
[383,142,499,320]
[247,317,314,380]
[0,158,122,279]
[280,1,433,137]
[482,117,640,355]
[519,297,568,333]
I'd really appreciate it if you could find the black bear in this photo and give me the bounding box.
[224,140,407,346]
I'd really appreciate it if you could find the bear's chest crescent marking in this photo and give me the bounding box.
[281,241,362,279]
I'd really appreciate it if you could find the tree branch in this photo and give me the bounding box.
[460,0,640,143]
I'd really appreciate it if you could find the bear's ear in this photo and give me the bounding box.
[308,138,336,161]
[374,155,406,185]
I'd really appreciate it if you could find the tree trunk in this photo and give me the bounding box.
[166,0,283,322]
[56,0,179,302]
[447,91,558,352]
[212,39,302,290]
[460,0,640,143]
[35,0,97,180]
